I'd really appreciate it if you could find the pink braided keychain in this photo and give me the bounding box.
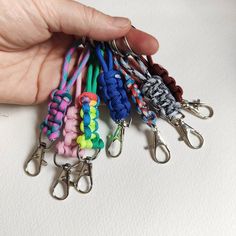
[51,49,99,200]
[24,41,90,177]
[56,49,87,158]
[41,44,90,141]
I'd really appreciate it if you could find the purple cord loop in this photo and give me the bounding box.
[41,90,72,141]
[41,41,90,141]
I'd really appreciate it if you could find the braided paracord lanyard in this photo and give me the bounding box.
[56,48,88,157]
[114,56,170,163]
[95,43,131,157]
[119,56,205,149]
[119,56,181,120]
[41,41,90,142]
[95,43,131,122]
[145,56,183,103]
[51,48,98,200]
[145,56,214,120]
[113,56,157,128]
[24,42,90,177]
[76,52,104,151]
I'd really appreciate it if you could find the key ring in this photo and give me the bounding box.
[109,36,138,57]
[50,152,82,200]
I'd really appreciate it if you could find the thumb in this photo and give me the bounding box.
[41,0,131,40]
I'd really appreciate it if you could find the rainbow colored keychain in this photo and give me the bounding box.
[50,47,95,200]
[52,50,104,200]
[76,52,104,152]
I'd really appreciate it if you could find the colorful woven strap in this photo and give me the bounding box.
[77,53,104,149]
[113,56,158,128]
[95,43,131,122]
[119,56,181,120]
[146,56,183,102]
[41,41,90,141]
[56,48,88,157]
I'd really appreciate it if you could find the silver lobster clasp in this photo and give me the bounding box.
[182,99,214,119]
[72,160,93,194]
[171,118,204,149]
[107,119,131,158]
[24,142,47,177]
[51,163,72,200]
[24,132,53,176]
[151,127,171,164]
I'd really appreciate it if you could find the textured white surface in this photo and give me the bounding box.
[0,0,236,235]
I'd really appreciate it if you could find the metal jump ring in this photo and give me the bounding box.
[109,36,137,57]
[110,39,124,56]
[122,36,138,57]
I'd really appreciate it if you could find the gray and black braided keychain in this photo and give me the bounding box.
[118,55,209,150]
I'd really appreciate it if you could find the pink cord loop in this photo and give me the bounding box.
[40,41,90,142]
[56,106,85,158]
[41,89,72,141]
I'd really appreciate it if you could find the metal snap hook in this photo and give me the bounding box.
[50,152,83,200]
[172,118,204,149]
[71,148,100,194]
[50,163,72,201]
[24,142,47,176]
[72,161,93,194]
[152,127,171,164]
[107,119,131,158]
[24,132,53,177]
[182,99,214,119]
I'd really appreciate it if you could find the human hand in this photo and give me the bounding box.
[0,0,158,104]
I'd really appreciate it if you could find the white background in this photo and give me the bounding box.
[0,0,236,235]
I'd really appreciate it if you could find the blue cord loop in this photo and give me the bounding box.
[95,43,131,122]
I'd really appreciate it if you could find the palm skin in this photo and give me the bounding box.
[0,0,158,104]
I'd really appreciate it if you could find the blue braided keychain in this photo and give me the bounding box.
[95,43,131,157]
[95,43,131,122]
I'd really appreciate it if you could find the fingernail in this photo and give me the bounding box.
[112,17,131,28]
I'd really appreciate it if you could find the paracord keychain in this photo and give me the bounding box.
[119,55,205,149]
[95,43,131,158]
[73,50,104,192]
[76,52,104,152]
[113,56,170,163]
[145,55,214,120]
[24,41,90,177]
[50,48,93,200]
